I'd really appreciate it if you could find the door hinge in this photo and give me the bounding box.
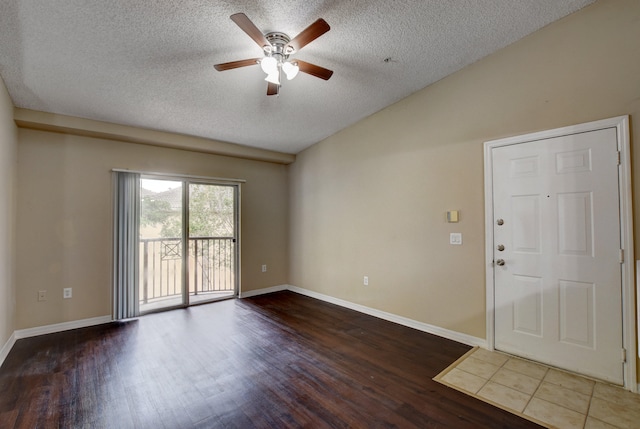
[617,151,621,165]
[619,249,624,263]
[622,348,627,363]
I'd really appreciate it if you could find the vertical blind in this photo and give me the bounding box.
[112,171,140,320]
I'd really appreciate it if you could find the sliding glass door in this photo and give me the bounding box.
[188,183,237,304]
[138,178,238,313]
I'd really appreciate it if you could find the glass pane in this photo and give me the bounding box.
[188,184,235,304]
[139,179,184,312]
[188,184,235,237]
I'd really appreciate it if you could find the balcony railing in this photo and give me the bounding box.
[140,237,235,304]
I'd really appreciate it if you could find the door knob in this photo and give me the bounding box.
[496,219,504,226]
[496,259,506,266]
[497,244,505,251]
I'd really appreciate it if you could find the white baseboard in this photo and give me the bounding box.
[0,331,16,368]
[241,284,487,348]
[14,315,112,340]
[2,287,486,367]
[287,285,487,348]
[239,284,288,299]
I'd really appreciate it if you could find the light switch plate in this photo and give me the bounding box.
[450,233,462,245]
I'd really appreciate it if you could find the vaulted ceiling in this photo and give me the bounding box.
[0,1,595,154]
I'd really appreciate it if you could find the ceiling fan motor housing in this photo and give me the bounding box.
[264,32,293,61]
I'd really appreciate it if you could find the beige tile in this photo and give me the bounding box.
[440,368,487,394]
[503,357,548,380]
[534,381,590,414]
[588,397,640,429]
[584,417,621,429]
[490,367,541,395]
[477,381,531,413]
[456,356,500,379]
[524,397,586,429]
[471,348,510,367]
[593,382,640,409]
[544,368,595,396]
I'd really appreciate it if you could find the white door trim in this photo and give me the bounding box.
[484,116,636,391]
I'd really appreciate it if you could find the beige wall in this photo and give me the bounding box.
[289,0,640,339]
[16,129,289,329]
[6,0,640,381]
[0,77,17,347]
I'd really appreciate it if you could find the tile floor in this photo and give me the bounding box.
[434,348,640,429]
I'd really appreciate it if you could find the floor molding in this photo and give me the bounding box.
[287,285,487,348]
[0,331,16,368]
[3,286,486,366]
[240,284,485,347]
[14,315,113,340]
[239,284,288,299]
[0,292,523,427]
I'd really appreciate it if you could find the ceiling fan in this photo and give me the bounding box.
[214,13,334,96]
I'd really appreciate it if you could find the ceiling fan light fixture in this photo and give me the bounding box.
[265,71,280,85]
[214,13,333,95]
[260,56,278,75]
[282,61,299,80]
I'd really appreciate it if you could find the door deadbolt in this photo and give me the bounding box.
[497,244,505,251]
[496,259,506,266]
[496,219,504,226]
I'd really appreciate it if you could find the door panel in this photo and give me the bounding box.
[512,274,543,337]
[188,183,237,304]
[511,195,541,253]
[139,179,185,313]
[559,279,594,348]
[557,192,593,256]
[492,127,623,384]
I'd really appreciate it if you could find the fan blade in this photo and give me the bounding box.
[214,58,261,71]
[296,60,333,80]
[285,19,330,53]
[230,13,270,49]
[267,82,279,96]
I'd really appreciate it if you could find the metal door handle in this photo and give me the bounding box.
[496,259,505,266]
[497,244,505,251]
[496,219,504,226]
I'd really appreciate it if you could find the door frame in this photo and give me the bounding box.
[483,116,636,391]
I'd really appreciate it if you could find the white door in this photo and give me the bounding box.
[491,127,624,384]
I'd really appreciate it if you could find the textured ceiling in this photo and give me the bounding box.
[0,0,595,154]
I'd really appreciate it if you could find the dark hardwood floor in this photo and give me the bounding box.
[0,291,542,428]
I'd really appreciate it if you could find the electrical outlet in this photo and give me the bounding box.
[63,288,72,299]
[261,264,267,273]
[38,290,47,302]
[363,276,369,286]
